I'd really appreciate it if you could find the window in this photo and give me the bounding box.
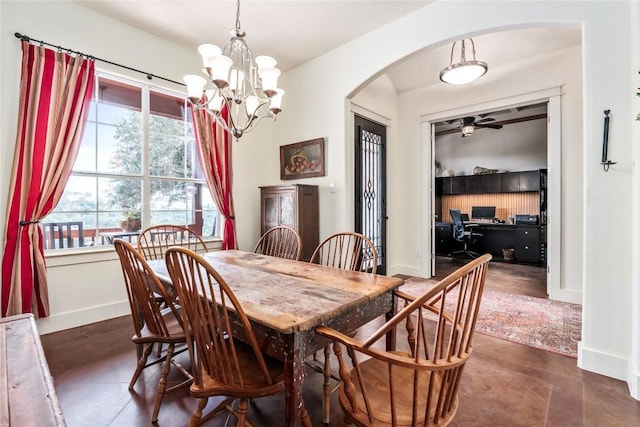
[43,74,219,249]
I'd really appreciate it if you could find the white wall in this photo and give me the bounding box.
[435,118,548,176]
[277,0,637,393]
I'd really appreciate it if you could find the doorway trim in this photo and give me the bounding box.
[420,86,572,303]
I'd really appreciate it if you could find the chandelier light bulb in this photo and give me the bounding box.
[269,89,284,114]
[209,55,233,88]
[198,44,222,68]
[183,74,206,103]
[259,67,281,96]
[255,55,277,70]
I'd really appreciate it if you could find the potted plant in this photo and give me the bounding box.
[119,210,141,232]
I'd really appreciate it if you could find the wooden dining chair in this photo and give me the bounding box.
[310,231,378,273]
[113,239,191,423]
[316,253,491,427]
[253,225,302,260]
[138,224,208,318]
[309,231,378,423]
[137,224,208,261]
[165,247,310,427]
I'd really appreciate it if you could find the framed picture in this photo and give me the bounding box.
[280,138,325,180]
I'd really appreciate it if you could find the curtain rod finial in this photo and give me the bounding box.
[14,32,30,42]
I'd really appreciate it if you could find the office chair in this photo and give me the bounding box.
[449,208,482,259]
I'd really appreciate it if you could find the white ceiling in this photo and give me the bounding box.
[74,1,581,95]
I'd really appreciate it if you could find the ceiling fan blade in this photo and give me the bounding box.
[461,116,475,126]
[476,117,496,123]
[476,123,503,129]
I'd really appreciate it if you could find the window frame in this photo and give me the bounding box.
[43,70,221,254]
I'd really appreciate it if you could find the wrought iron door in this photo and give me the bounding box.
[354,115,387,274]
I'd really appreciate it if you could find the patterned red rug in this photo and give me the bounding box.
[399,278,582,358]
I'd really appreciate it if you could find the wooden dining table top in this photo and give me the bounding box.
[147,249,404,334]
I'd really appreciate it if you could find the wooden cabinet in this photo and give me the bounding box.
[500,172,521,192]
[437,170,542,195]
[260,184,319,261]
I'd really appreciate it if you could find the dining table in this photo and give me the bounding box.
[147,249,404,427]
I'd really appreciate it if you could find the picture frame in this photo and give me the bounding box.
[280,138,325,180]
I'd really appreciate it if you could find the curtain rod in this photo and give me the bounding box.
[14,32,185,87]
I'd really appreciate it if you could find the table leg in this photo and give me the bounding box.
[385,291,398,351]
[283,333,311,427]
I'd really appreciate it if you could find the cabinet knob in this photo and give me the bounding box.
[524,231,529,235]
[525,246,529,250]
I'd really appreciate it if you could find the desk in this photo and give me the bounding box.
[148,250,404,426]
[436,222,545,263]
[1,314,65,426]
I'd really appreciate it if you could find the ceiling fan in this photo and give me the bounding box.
[458,116,503,137]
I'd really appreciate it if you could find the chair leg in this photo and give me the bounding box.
[151,343,175,423]
[236,398,249,426]
[301,402,312,427]
[188,398,208,427]
[129,342,153,390]
[322,344,332,424]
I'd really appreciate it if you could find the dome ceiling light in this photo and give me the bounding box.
[439,38,488,85]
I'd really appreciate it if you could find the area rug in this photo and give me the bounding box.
[399,278,582,358]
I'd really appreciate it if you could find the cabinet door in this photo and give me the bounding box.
[451,176,467,194]
[501,172,520,192]
[435,177,445,196]
[262,192,280,232]
[466,175,482,193]
[279,192,295,227]
[520,170,540,191]
[482,174,502,193]
[439,177,452,194]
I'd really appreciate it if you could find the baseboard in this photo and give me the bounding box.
[548,288,582,305]
[387,264,431,279]
[578,341,628,383]
[628,363,640,400]
[36,300,130,335]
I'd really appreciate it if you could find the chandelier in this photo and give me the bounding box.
[439,38,488,85]
[183,0,284,139]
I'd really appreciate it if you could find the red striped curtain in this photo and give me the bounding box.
[1,42,95,317]
[192,108,237,250]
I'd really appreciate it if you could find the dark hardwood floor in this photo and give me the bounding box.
[40,258,640,426]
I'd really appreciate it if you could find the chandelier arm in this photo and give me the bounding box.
[236,99,271,133]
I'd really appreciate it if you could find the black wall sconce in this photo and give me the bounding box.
[601,109,616,172]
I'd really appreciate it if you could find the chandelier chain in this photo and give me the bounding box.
[235,0,241,30]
